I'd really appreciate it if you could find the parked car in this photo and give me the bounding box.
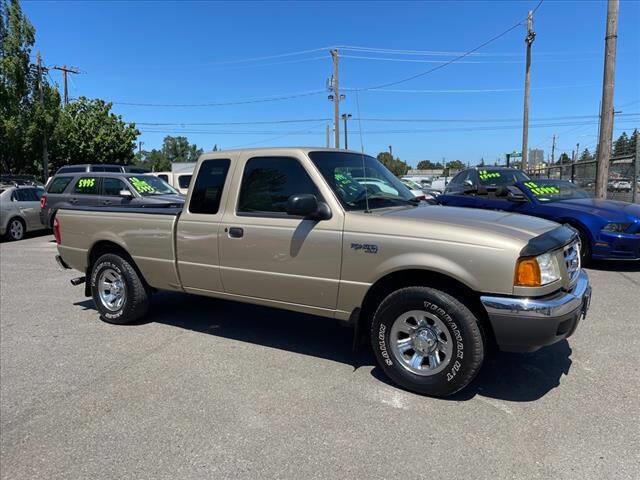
[401,178,438,203]
[0,174,43,187]
[439,168,640,261]
[53,164,150,175]
[54,148,590,397]
[40,172,184,229]
[609,180,632,193]
[0,185,47,241]
[151,171,193,195]
[401,175,433,187]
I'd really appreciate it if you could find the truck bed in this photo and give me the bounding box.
[56,206,183,292]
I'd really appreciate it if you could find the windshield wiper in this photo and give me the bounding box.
[348,194,419,208]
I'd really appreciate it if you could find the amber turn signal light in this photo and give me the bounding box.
[515,257,541,287]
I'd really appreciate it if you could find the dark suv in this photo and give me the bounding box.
[40,172,184,228]
[53,164,149,175]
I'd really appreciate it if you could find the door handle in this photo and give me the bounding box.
[102,200,112,205]
[69,198,78,204]
[227,227,244,238]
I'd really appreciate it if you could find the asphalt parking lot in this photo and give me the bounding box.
[1,233,639,479]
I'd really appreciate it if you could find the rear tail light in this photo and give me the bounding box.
[53,217,61,244]
[40,195,47,209]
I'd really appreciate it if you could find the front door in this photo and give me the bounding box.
[218,153,343,310]
[100,177,133,206]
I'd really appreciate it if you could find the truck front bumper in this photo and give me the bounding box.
[480,270,591,353]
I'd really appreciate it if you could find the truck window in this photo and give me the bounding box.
[178,174,192,189]
[73,177,99,195]
[157,174,169,182]
[238,156,319,214]
[189,159,230,214]
[47,176,73,194]
[102,178,129,196]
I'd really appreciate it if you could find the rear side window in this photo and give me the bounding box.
[178,175,192,189]
[47,176,73,194]
[157,174,169,182]
[238,156,319,214]
[57,166,86,174]
[103,178,128,196]
[73,177,99,195]
[189,159,230,214]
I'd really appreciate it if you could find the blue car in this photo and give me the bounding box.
[439,167,640,262]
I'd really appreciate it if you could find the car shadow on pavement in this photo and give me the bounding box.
[75,291,573,402]
[586,260,640,272]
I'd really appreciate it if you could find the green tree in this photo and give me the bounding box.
[162,135,203,163]
[416,159,443,170]
[49,97,139,171]
[629,129,638,156]
[557,152,571,164]
[446,160,465,171]
[376,152,409,176]
[0,0,60,176]
[579,148,594,163]
[613,132,630,156]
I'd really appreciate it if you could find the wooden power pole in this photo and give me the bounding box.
[52,65,80,104]
[595,0,619,199]
[330,49,341,149]
[521,10,536,170]
[551,134,556,164]
[36,51,49,181]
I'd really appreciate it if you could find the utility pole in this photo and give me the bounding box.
[36,51,49,181]
[389,145,393,156]
[51,65,80,104]
[325,124,330,148]
[576,142,580,162]
[551,134,556,164]
[633,131,639,203]
[596,0,619,199]
[341,113,352,150]
[521,10,536,170]
[330,49,341,149]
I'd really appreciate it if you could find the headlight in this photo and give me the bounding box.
[602,223,630,233]
[515,252,561,287]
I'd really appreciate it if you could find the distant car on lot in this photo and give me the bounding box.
[40,172,184,228]
[151,171,193,195]
[53,164,149,175]
[0,174,43,187]
[401,178,439,203]
[0,185,47,241]
[439,167,640,261]
[609,180,632,193]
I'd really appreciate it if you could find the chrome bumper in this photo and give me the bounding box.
[480,270,591,352]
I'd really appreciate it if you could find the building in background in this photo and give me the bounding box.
[528,149,544,170]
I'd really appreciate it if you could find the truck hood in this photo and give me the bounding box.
[134,194,185,206]
[376,204,558,243]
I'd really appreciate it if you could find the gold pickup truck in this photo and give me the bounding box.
[55,148,591,396]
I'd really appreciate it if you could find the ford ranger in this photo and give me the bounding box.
[54,148,592,397]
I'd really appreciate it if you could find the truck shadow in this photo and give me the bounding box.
[75,291,572,402]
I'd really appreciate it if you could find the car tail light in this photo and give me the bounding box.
[40,195,47,209]
[53,217,61,244]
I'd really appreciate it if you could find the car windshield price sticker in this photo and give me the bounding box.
[479,170,501,181]
[130,177,156,194]
[524,181,560,196]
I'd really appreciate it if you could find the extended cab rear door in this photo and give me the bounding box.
[176,153,239,293]
[218,150,344,311]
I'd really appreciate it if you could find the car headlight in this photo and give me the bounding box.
[602,223,631,233]
[515,252,561,287]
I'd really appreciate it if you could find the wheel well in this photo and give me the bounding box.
[86,241,149,296]
[357,269,495,346]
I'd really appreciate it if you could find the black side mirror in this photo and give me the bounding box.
[286,194,332,220]
[507,188,527,202]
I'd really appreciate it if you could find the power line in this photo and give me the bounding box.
[109,89,327,107]
[135,118,330,126]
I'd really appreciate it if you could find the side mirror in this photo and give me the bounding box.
[462,180,477,194]
[119,189,133,198]
[286,194,332,220]
[507,188,527,202]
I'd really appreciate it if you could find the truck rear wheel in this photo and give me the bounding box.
[90,253,149,324]
[371,286,484,397]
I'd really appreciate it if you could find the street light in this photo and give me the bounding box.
[341,113,352,150]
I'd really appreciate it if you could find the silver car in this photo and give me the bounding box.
[0,185,47,241]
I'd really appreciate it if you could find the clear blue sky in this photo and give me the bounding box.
[24,0,640,166]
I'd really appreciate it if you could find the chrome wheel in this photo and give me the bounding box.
[98,268,126,311]
[9,219,24,240]
[389,310,454,376]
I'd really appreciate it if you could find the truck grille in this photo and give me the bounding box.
[564,241,581,286]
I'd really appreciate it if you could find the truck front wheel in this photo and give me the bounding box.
[90,253,149,324]
[371,287,484,397]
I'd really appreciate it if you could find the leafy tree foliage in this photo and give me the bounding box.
[579,148,594,163]
[557,152,571,164]
[376,152,410,176]
[416,159,443,170]
[446,160,465,171]
[49,97,139,171]
[135,135,204,172]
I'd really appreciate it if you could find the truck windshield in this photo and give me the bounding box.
[309,151,417,210]
[126,175,178,196]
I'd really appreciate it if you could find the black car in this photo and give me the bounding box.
[40,172,184,228]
